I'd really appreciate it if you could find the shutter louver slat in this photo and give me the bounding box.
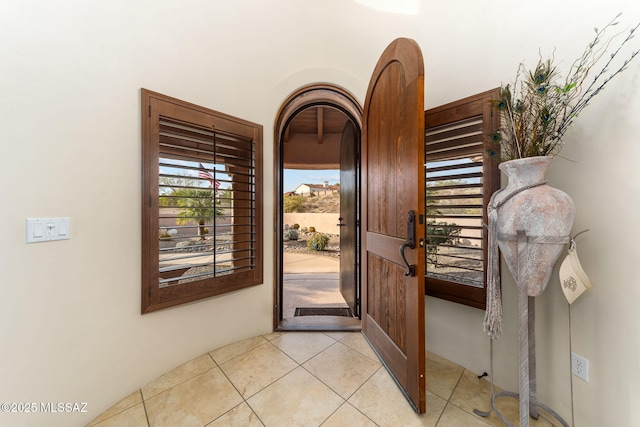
[425,114,485,288]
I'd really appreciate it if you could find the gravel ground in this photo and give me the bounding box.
[160,233,342,258]
[283,233,340,258]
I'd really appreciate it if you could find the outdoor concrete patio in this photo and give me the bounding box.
[281,253,360,329]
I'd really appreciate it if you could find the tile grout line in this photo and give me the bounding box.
[86,389,148,427]
[229,333,344,427]
[298,348,382,427]
[207,337,270,366]
[317,333,385,425]
[143,344,268,426]
[340,365,385,426]
[448,367,466,402]
[428,363,465,427]
[339,333,384,364]
[444,369,495,427]
[214,353,268,427]
[140,389,151,427]
[139,352,221,404]
[297,340,350,406]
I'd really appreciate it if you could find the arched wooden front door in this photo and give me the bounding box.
[361,38,426,413]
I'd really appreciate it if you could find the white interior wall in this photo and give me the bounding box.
[0,2,418,426]
[1,1,639,426]
[422,1,640,426]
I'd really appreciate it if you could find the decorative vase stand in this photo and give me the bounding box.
[479,230,571,427]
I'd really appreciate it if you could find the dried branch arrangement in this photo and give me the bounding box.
[491,14,640,160]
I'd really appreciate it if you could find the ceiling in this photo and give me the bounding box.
[283,106,351,170]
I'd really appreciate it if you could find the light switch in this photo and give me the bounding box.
[26,218,71,243]
[59,221,68,236]
[33,223,44,238]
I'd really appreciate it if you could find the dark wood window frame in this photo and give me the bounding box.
[141,89,263,313]
[424,88,500,309]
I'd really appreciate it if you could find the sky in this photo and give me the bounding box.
[159,160,339,193]
[283,169,340,192]
[283,159,479,193]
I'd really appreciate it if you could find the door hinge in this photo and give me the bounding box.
[419,214,424,224]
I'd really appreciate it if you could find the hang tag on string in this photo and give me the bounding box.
[559,230,595,304]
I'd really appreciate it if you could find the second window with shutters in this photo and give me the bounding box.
[424,89,501,309]
[141,89,263,313]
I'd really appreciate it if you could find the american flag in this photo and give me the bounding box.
[199,163,220,190]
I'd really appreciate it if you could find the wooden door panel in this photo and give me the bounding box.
[366,64,401,236]
[361,38,425,413]
[362,305,407,385]
[366,253,406,349]
[340,121,358,316]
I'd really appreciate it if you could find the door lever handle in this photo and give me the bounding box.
[400,210,416,277]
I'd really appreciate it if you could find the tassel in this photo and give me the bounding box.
[484,191,503,339]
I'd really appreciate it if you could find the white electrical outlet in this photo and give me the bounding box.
[571,352,589,382]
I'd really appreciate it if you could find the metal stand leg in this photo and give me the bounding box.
[476,230,570,427]
[528,296,539,420]
[517,230,530,427]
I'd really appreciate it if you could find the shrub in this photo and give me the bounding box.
[426,220,461,265]
[284,228,298,241]
[291,223,300,229]
[307,233,329,251]
[308,226,316,233]
[283,195,304,213]
[426,221,461,249]
[159,231,172,240]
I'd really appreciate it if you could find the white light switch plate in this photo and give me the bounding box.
[26,218,71,243]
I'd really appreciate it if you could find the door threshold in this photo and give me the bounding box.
[277,316,361,332]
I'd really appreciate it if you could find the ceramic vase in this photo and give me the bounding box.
[494,156,575,296]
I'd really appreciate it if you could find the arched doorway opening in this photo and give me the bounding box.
[274,84,363,330]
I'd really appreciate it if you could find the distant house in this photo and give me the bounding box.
[294,181,339,197]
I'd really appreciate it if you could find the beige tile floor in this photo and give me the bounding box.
[87,332,561,427]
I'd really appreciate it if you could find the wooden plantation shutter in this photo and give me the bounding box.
[424,89,500,309]
[142,89,263,313]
